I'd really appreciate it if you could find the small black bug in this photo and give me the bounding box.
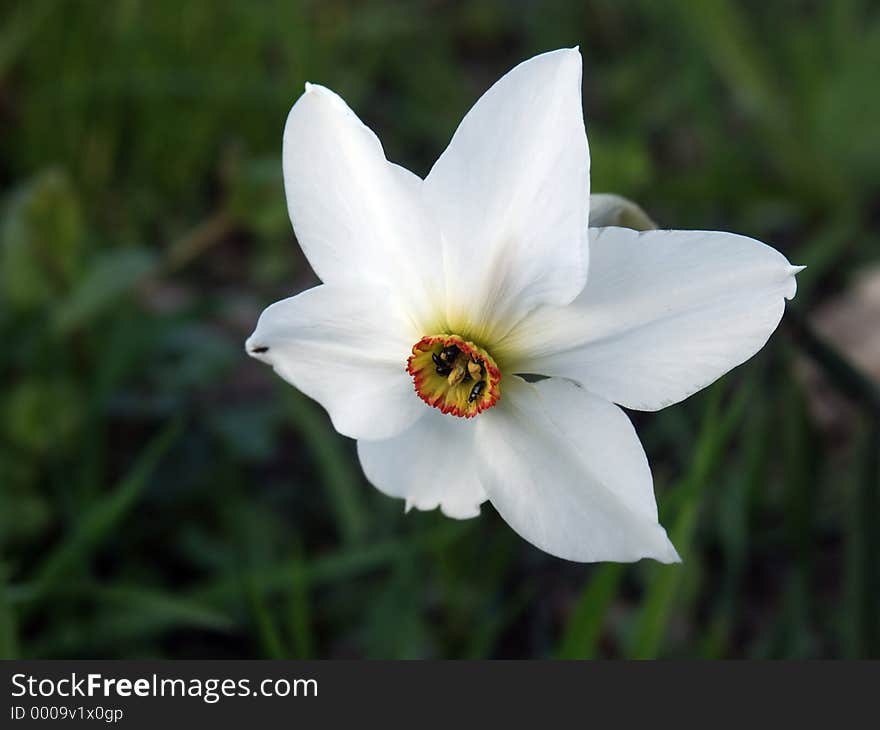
[435,364,452,376]
[431,353,444,367]
[441,345,460,362]
[468,381,485,403]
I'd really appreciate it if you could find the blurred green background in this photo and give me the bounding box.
[2,0,879,659]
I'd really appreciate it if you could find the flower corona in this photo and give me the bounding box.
[407,335,502,417]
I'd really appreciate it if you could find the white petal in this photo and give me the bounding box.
[357,410,486,519]
[246,284,425,441]
[423,48,590,341]
[501,227,802,411]
[283,83,440,330]
[476,378,679,563]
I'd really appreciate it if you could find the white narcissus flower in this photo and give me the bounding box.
[246,48,802,563]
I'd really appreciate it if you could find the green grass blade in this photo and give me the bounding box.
[702,395,771,658]
[193,522,467,604]
[29,418,182,595]
[464,583,535,660]
[284,389,368,546]
[245,573,287,659]
[94,585,236,634]
[779,374,819,657]
[626,380,752,659]
[286,544,313,659]
[18,582,235,657]
[556,563,624,659]
[844,421,880,658]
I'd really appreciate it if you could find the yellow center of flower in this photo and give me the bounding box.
[407,334,502,418]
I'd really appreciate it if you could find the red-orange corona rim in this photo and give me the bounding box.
[407,334,501,418]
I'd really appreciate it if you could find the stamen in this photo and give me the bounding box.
[406,335,501,418]
[467,360,483,382]
[447,362,467,387]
